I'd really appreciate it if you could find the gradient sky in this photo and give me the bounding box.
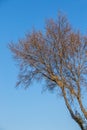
[1,0,87,130]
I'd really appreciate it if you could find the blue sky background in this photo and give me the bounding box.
[0,0,87,130]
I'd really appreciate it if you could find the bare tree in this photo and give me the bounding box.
[9,13,87,130]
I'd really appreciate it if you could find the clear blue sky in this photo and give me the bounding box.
[0,0,87,130]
